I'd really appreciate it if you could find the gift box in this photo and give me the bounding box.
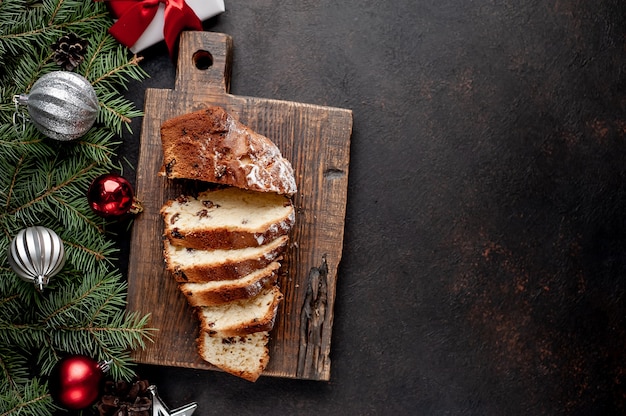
[106,0,225,54]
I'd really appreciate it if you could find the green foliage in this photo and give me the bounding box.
[0,1,153,414]
[0,377,56,416]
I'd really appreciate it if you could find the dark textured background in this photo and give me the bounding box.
[114,1,626,414]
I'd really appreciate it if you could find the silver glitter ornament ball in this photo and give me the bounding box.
[7,226,66,292]
[15,71,98,141]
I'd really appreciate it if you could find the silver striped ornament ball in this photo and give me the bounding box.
[7,226,66,292]
[15,71,99,141]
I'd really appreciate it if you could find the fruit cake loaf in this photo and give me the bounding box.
[163,235,288,283]
[161,187,295,250]
[197,330,270,382]
[159,106,297,196]
[196,285,283,337]
[158,106,298,382]
[180,262,280,307]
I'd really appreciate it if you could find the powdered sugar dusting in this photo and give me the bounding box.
[226,114,297,195]
[161,106,297,196]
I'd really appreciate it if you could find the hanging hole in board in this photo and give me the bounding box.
[193,50,213,70]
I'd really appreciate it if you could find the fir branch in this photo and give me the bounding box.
[48,193,105,234]
[0,2,153,414]
[98,92,144,135]
[0,378,55,416]
[73,129,121,165]
[3,154,24,212]
[81,32,148,135]
[0,346,30,392]
[2,161,98,217]
[0,125,48,162]
[0,3,110,59]
[91,54,146,88]
[0,268,43,316]
[36,272,154,379]
[0,292,23,333]
[38,270,121,328]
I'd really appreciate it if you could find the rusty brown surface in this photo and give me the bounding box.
[114,0,626,414]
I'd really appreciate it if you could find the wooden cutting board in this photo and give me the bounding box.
[127,31,352,381]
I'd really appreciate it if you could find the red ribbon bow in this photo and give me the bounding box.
[104,0,202,57]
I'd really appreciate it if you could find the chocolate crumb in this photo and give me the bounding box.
[174,268,187,281]
[165,159,176,175]
[176,195,188,204]
[197,209,209,218]
[170,213,180,224]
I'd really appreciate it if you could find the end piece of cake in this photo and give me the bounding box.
[159,106,297,196]
[197,330,270,382]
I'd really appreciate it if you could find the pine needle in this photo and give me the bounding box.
[0,1,153,414]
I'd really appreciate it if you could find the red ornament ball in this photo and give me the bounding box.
[50,355,106,410]
[88,173,134,217]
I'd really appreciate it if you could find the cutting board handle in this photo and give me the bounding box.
[175,31,233,94]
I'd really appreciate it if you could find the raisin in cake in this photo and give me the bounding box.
[161,187,295,250]
[159,106,297,196]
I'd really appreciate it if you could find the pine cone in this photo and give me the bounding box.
[51,33,89,71]
[96,378,151,416]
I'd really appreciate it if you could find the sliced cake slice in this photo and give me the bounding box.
[159,106,297,196]
[196,285,283,337]
[161,187,295,250]
[164,235,288,283]
[197,330,270,382]
[180,262,281,307]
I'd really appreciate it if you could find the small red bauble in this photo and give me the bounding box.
[88,173,139,218]
[50,355,109,410]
